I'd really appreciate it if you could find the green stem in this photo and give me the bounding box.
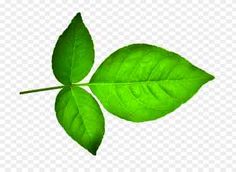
[20,83,91,95]
[20,85,65,94]
[21,81,169,94]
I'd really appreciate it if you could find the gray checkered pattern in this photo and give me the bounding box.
[0,0,235,171]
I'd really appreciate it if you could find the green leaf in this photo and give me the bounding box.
[52,13,94,85]
[55,87,105,155]
[89,44,214,122]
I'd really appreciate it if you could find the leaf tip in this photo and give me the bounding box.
[208,73,215,81]
[86,143,101,156]
[73,12,82,22]
[88,148,97,156]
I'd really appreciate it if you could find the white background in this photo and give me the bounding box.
[0,0,235,171]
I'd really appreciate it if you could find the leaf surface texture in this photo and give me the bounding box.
[90,44,214,122]
[52,13,94,84]
[55,87,105,155]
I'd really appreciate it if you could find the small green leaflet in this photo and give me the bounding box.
[55,87,104,155]
[20,12,214,155]
[52,13,94,85]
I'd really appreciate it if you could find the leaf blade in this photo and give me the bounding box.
[55,87,105,155]
[89,44,214,122]
[52,13,94,84]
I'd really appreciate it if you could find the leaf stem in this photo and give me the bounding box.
[20,85,65,94]
[19,83,92,95]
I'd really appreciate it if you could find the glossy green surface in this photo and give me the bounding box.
[55,87,105,155]
[90,44,214,122]
[52,13,94,85]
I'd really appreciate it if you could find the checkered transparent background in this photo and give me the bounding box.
[0,0,235,171]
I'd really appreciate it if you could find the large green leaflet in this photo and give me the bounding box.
[22,13,214,155]
[55,87,105,155]
[52,13,94,85]
[90,44,214,122]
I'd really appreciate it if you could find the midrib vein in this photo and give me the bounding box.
[82,77,210,86]
[69,24,77,83]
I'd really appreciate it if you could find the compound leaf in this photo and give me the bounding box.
[52,13,94,85]
[55,87,105,155]
[89,44,214,122]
